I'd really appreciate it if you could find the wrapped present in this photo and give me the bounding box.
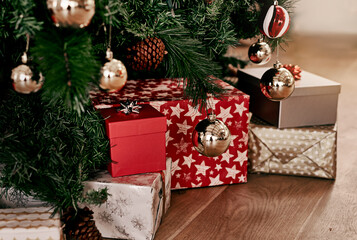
[0,207,63,240]
[90,78,250,189]
[100,104,167,177]
[82,158,171,240]
[237,67,341,128]
[0,188,47,209]
[248,117,337,179]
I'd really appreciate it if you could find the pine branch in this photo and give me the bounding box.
[31,29,100,115]
[159,27,225,110]
[0,91,109,213]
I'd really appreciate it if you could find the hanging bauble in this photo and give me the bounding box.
[11,53,43,94]
[126,37,166,72]
[47,0,95,28]
[100,49,128,92]
[283,64,302,80]
[260,61,295,101]
[259,1,290,39]
[192,113,231,157]
[248,39,272,65]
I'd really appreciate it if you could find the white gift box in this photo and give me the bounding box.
[237,68,341,128]
[0,188,47,209]
[0,207,62,240]
[83,158,171,240]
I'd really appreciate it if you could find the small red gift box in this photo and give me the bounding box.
[100,104,167,177]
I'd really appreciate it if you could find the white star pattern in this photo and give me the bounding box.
[220,150,234,163]
[165,130,174,147]
[194,161,210,176]
[225,165,241,179]
[239,131,248,143]
[192,182,203,188]
[215,164,222,171]
[184,105,202,122]
[163,109,169,115]
[196,176,201,182]
[167,119,173,126]
[177,120,193,135]
[156,92,169,97]
[229,135,238,147]
[171,159,182,175]
[227,121,232,126]
[234,102,247,116]
[123,93,137,98]
[149,101,166,111]
[182,154,195,168]
[170,103,184,118]
[173,137,190,154]
[234,150,247,167]
[238,174,246,182]
[153,85,171,91]
[216,106,233,122]
[209,175,223,186]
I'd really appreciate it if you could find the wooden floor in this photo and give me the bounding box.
[154,34,357,240]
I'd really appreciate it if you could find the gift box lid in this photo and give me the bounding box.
[239,67,341,97]
[100,104,166,139]
[90,78,248,109]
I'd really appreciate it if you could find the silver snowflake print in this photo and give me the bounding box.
[98,211,114,224]
[131,217,144,231]
[115,225,130,238]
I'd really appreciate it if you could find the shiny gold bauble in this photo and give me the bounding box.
[260,62,295,101]
[100,59,128,92]
[248,39,272,65]
[47,0,95,28]
[11,64,43,94]
[192,114,231,157]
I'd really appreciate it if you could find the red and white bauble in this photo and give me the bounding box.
[259,1,290,39]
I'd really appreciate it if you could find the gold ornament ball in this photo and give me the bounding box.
[11,65,44,94]
[47,0,95,28]
[248,40,272,65]
[192,114,231,157]
[100,59,128,92]
[260,62,295,101]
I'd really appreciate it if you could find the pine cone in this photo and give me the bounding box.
[126,37,166,72]
[61,207,103,240]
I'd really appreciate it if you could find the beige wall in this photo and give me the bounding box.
[292,0,357,34]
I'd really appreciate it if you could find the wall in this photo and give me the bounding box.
[292,0,357,34]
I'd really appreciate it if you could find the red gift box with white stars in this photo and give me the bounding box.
[90,78,250,189]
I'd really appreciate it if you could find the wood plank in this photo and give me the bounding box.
[171,174,334,240]
[155,185,228,239]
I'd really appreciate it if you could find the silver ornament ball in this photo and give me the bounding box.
[248,39,272,65]
[100,59,128,92]
[192,114,231,157]
[260,62,295,101]
[47,0,95,28]
[11,65,43,94]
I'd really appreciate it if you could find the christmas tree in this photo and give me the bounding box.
[0,0,294,238]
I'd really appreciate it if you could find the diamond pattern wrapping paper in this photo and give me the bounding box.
[0,207,62,240]
[248,117,337,179]
[82,158,171,240]
[90,78,250,189]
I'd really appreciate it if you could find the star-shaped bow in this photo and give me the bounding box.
[117,100,142,115]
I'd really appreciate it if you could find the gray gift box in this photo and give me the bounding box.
[237,67,341,128]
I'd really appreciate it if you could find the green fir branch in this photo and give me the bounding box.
[0,91,109,214]
[31,29,100,115]
[159,27,224,110]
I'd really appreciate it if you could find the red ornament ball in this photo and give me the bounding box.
[259,1,290,38]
